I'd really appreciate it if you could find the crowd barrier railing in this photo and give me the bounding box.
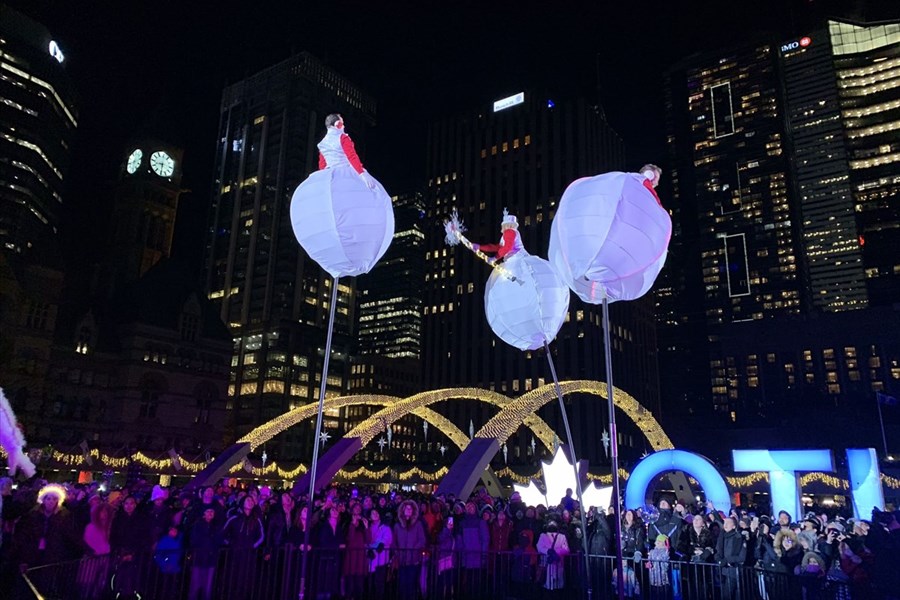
[19,547,860,600]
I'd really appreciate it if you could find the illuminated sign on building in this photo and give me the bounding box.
[781,36,812,53]
[624,447,885,520]
[493,92,524,112]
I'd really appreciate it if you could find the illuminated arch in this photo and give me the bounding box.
[474,380,673,450]
[435,381,673,499]
[344,388,556,450]
[237,389,557,452]
[192,381,670,493]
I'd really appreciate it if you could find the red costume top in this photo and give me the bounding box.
[478,229,521,259]
[318,132,365,174]
[643,178,663,207]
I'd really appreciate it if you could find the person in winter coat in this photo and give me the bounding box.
[646,534,671,600]
[153,526,184,599]
[77,501,115,600]
[456,500,489,596]
[367,508,392,599]
[490,508,514,597]
[110,494,154,598]
[265,492,296,550]
[392,499,426,600]
[537,520,570,595]
[587,506,611,556]
[148,485,172,543]
[621,509,646,560]
[649,498,683,558]
[510,530,538,600]
[679,514,715,563]
[435,516,458,600]
[188,507,221,600]
[776,530,804,574]
[312,505,345,600]
[342,503,368,600]
[716,517,747,600]
[11,484,80,570]
[222,495,264,599]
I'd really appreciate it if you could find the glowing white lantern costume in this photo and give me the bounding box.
[290,116,393,278]
[549,170,671,303]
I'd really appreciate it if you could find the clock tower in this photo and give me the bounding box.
[107,141,184,285]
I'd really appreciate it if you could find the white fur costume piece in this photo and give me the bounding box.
[0,388,36,478]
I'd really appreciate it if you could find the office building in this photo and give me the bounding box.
[660,17,900,425]
[351,191,425,397]
[204,53,376,460]
[781,19,900,310]
[0,5,77,262]
[423,92,661,466]
[661,41,804,420]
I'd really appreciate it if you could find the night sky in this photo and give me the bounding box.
[8,0,882,268]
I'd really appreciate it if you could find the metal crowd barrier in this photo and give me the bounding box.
[20,547,858,600]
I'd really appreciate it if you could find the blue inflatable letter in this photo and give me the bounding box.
[625,449,731,514]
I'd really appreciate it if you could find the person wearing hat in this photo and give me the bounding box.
[536,520,570,593]
[471,209,524,265]
[649,497,683,559]
[647,534,671,598]
[11,484,80,574]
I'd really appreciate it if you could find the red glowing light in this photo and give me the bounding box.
[800,37,812,47]
[859,235,865,247]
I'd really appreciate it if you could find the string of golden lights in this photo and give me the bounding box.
[4,447,899,489]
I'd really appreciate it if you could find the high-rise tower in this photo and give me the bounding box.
[204,53,376,458]
[0,5,77,262]
[423,92,661,466]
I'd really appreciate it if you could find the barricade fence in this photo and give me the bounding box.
[21,547,856,600]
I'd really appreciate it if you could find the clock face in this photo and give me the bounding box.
[126,149,143,174]
[150,151,175,177]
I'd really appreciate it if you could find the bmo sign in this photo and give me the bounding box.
[781,36,812,53]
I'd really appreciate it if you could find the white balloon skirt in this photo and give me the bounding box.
[484,253,570,351]
[549,172,671,304]
[290,166,394,278]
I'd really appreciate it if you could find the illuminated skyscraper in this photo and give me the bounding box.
[423,92,661,466]
[204,53,376,458]
[661,41,804,420]
[660,17,900,424]
[781,19,900,310]
[0,5,77,262]
[352,192,425,396]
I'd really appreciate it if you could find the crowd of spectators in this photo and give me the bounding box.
[1,474,899,599]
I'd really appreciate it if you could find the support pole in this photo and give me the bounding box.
[602,294,625,600]
[877,394,890,460]
[544,341,593,600]
[299,276,340,600]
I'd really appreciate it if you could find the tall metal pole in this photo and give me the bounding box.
[299,277,340,600]
[877,394,890,459]
[602,294,625,600]
[544,342,593,600]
